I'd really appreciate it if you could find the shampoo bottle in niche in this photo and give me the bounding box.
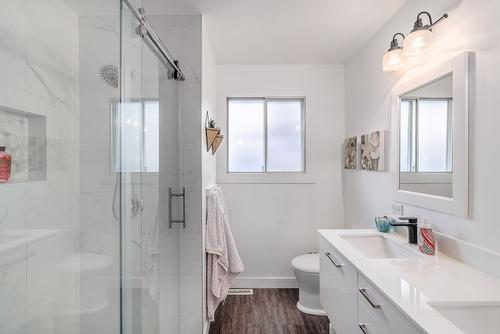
[0,146,12,183]
[418,217,436,255]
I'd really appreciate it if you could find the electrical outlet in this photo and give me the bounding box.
[392,203,404,216]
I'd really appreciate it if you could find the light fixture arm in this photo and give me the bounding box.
[413,11,448,32]
[429,13,448,30]
[389,32,405,51]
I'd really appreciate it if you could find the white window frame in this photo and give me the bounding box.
[226,97,306,173]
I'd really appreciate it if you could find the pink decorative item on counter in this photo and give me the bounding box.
[0,146,12,182]
[418,217,436,255]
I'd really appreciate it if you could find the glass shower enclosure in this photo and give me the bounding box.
[0,0,189,333]
[120,1,186,333]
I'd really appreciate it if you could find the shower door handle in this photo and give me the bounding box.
[169,187,186,228]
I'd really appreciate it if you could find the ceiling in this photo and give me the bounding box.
[147,0,408,64]
[65,0,408,64]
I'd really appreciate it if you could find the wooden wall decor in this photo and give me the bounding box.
[211,134,224,155]
[205,111,223,154]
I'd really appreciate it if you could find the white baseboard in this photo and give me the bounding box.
[233,276,297,289]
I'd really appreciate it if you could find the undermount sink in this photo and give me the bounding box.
[341,235,418,259]
[429,302,500,334]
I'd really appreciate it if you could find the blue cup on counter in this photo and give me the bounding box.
[374,216,394,233]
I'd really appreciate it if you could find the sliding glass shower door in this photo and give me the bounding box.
[120,1,182,333]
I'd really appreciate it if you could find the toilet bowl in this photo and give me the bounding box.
[291,253,326,316]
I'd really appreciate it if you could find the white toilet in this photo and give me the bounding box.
[291,253,326,316]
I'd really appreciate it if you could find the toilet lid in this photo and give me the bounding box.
[292,253,319,273]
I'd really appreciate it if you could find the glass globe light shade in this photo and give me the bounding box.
[382,48,407,72]
[403,29,434,56]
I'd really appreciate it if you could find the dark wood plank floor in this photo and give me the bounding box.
[209,289,330,334]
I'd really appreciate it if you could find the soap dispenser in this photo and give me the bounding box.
[418,217,436,255]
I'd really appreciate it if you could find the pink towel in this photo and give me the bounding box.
[206,187,244,321]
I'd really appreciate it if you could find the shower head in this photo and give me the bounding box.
[99,64,119,88]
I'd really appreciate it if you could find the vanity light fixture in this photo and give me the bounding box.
[382,33,407,72]
[403,11,448,57]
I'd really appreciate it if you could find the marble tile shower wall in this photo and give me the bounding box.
[0,0,80,333]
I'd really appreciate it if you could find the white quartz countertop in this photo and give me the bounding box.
[318,229,500,334]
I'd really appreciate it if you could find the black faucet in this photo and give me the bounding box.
[390,217,418,244]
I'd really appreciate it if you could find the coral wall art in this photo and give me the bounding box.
[344,136,358,169]
[360,131,386,171]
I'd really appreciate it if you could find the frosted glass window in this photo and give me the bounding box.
[112,100,160,173]
[267,100,304,171]
[228,99,265,172]
[227,97,305,173]
[418,100,451,172]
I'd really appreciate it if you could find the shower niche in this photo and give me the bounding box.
[0,105,47,183]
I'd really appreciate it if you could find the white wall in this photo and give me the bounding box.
[344,0,500,253]
[201,18,217,331]
[216,65,345,287]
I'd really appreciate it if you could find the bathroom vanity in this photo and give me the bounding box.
[319,229,500,334]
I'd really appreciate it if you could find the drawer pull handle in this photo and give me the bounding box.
[359,288,381,309]
[358,323,368,334]
[325,252,344,268]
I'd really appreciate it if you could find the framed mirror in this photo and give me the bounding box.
[391,52,471,217]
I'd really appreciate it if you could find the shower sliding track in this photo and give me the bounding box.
[122,0,185,81]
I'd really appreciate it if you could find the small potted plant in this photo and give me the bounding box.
[208,118,217,129]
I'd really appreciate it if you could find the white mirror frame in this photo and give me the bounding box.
[391,52,471,217]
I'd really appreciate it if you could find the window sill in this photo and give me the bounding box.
[216,171,316,184]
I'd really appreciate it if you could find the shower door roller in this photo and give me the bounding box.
[168,187,186,228]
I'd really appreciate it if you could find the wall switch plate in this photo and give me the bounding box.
[392,203,404,216]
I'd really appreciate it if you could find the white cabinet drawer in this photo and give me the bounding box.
[358,301,385,334]
[358,274,422,334]
[319,236,358,334]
